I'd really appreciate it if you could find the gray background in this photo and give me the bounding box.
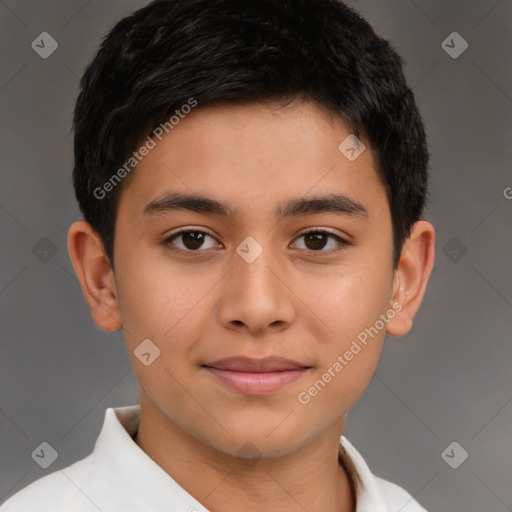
[1,1,511,511]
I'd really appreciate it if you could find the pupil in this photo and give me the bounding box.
[306,233,327,250]
[184,231,204,250]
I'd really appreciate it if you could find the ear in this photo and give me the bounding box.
[67,220,122,332]
[386,220,435,336]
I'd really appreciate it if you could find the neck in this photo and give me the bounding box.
[133,397,356,512]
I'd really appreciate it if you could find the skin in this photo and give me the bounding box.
[68,100,435,512]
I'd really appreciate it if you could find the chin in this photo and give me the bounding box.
[209,418,311,460]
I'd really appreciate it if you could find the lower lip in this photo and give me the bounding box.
[204,367,309,394]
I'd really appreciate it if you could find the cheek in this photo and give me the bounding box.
[115,257,224,374]
[298,261,392,342]
[296,274,388,415]
[113,253,189,339]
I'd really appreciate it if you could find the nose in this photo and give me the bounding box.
[216,247,296,337]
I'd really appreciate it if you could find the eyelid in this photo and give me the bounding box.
[295,226,352,243]
[165,226,217,239]
[295,226,346,238]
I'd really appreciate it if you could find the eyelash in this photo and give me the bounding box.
[162,228,350,255]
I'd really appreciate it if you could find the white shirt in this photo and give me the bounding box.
[0,405,427,512]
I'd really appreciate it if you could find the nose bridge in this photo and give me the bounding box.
[234,241,280,301]
[218,236,295,332]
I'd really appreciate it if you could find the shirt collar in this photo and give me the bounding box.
[92,404,389,511]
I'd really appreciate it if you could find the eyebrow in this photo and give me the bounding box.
[143,192,368,220]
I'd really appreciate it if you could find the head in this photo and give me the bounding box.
[68,0,434,460]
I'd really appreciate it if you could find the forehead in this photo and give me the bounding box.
[117,100,388,224]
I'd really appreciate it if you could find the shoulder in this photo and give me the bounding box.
[374,475,429,512]
[0,457,101,512]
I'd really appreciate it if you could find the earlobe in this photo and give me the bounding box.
[386,220,435,337]
[67,220,122,332]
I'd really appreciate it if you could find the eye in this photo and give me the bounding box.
[163,229,220,252]
[292,230,349,253]
[163,228,349,254]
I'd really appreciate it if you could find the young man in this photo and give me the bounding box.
[1,0,435,510]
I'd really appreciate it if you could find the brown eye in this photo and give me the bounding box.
[293,230,348,253]
[165,230,219,252]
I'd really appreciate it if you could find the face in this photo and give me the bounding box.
[111,100,398,457]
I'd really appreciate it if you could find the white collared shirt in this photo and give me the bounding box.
[0,405,427,512]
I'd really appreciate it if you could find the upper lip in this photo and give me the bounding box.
[203,356,309,372]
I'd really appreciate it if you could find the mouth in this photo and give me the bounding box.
[202,356,311,395]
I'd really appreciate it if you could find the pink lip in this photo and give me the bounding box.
[203,356,310,395]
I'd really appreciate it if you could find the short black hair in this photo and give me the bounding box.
[72,0,429,270]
